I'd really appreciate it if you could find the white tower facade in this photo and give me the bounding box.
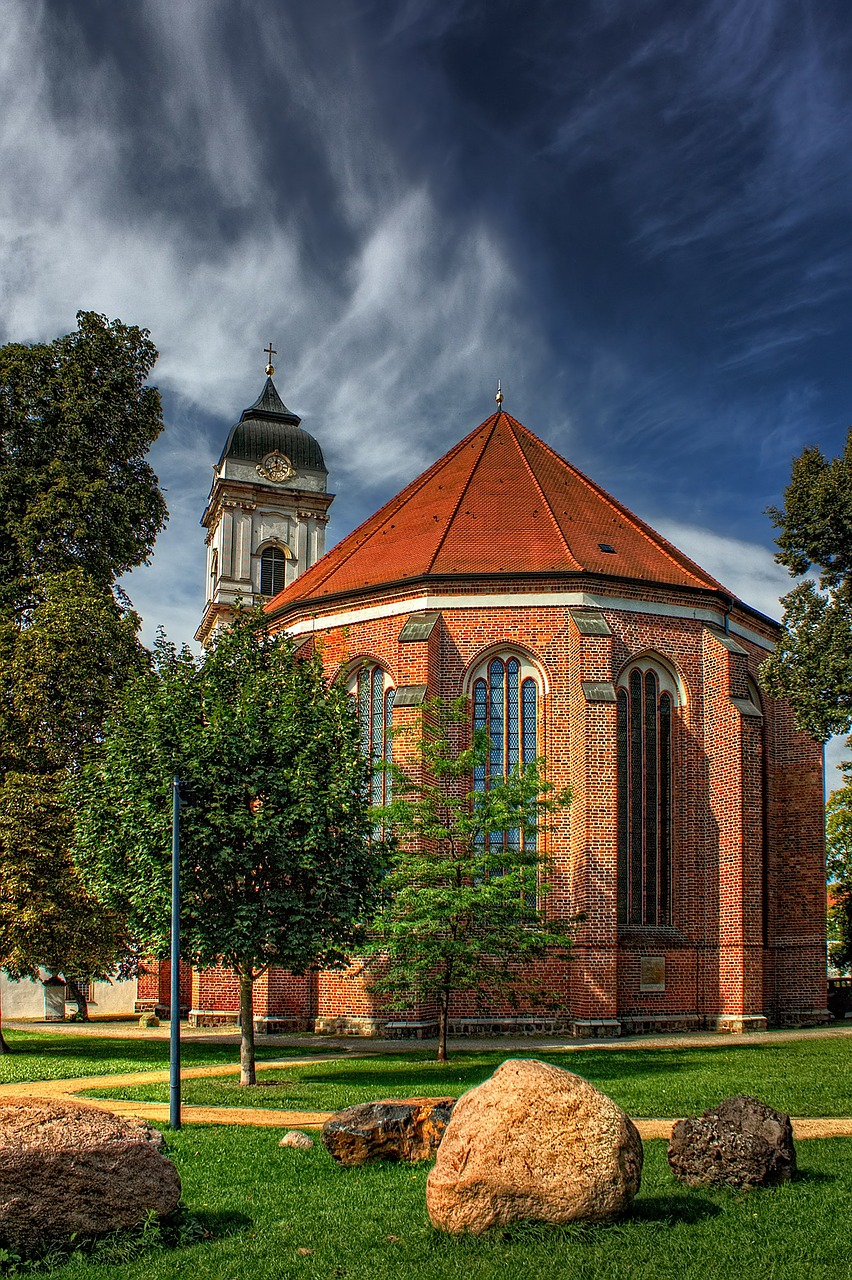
[196,373,333,644]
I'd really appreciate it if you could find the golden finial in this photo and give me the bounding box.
[264,341,277,377]
[495,380,504,407]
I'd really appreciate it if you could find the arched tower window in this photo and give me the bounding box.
[470,653,541,906]
[617,660,677,926]
[259,545,289,597]
[347,663,395,808]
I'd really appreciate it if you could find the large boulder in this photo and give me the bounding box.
[426,1059,643,1234]
[667,1094,796,1188]
[322,1097,455,1166]
[0,1100,181,1257]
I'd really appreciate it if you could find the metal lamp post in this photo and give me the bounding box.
[169,774,181,1130]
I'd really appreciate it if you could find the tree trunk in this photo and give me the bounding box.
[0,988,10,1054]
[238,970,256,1086]
[64,977,89,1021]
[437,992,449,1062]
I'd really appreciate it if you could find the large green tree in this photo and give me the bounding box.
[72,610,378,1085]
[761,428,852,741]
[365,698,575,1062]
[0,310,167,613]
[0,313,167,1044]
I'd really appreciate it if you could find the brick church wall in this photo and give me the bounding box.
[176,588,827,1037]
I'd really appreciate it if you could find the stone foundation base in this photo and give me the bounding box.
[188,1008,239,1028]
[620,1014,703,1035]
[253,1016,312,1034]
[136,1001,189,1020]
[706,1014,768,1034]
[313,1015,390,1036]
[383,1020,439,1039]
[768,1007,831,1028]
[570,1018,622,1039]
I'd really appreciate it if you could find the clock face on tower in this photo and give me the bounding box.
[256,451,294,483]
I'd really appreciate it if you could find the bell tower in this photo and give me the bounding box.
[195,348,333,644]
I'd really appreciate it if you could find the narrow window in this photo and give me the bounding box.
[471,654,541,908]
[351,663,394,808]
[617,663,674,926]
[259,546,287,596]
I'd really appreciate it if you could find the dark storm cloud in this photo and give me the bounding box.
[1,0,850,776]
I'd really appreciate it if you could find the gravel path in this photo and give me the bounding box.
[3,1022,851,1138]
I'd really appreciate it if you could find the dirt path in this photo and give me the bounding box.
[2,1052,851,1139]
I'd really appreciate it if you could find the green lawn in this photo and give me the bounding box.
[6,1130,852,1279]
[85,1037,852,1118]
[0,1030,333,1085]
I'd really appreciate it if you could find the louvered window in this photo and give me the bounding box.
[259,546,287,596]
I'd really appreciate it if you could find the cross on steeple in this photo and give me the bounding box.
[264,342,277,376]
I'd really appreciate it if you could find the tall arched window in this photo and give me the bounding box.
[259,545,289,596]
[617,660,676,926]
[348,663,395,807]
[471,654,541,905]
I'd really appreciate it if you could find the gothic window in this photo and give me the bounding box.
[348,663,395,808]
[616,660,676,926]
[471,654,541,906]
[259,545,288,596]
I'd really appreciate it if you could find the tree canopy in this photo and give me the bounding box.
[0,310,167,613]
[365,697,575,1061]
[72,610,378,1083]
[761,428,852,742]
[0,313,167,1044]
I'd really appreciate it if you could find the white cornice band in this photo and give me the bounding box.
[281,591,776,652]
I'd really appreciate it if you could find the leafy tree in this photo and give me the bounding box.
[0,772,137,1051]
[761,429,852,741]
[0,570,147,775]
[365,697,575,1062]
[827,775,852,974]
[72,610,377,1085]
[0,313,167,1042]
[0,310,167,614]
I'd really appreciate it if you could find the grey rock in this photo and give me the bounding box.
[0,1100,181,1257]
[279,1130,314,1149]
[667,1094,796,1188]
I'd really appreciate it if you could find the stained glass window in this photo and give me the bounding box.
[350,663,394,808]
[617,663,674,926]
[471,655,540,908]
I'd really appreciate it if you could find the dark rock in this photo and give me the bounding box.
[667,1094,796,1188]
[0,1100,181,1257]
[321,1097,455,1166]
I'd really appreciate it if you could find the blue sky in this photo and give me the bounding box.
[1,0,850,779]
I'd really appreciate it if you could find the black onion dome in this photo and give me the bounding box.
[218,377,326,472]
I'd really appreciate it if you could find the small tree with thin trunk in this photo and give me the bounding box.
[72,609,377,1084]
[364,697,575,1062]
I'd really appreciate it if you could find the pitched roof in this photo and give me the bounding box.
[266,410,727,612]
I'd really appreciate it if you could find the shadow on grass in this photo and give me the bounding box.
[625,1194,723,1224]
[192,1209,254,1239]
[466,1193,721,1246]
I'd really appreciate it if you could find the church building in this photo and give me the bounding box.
[139,365,829,1037]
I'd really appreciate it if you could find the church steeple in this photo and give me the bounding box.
[195,360,334,644]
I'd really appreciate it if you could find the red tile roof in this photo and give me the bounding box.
[266,411,727,612]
